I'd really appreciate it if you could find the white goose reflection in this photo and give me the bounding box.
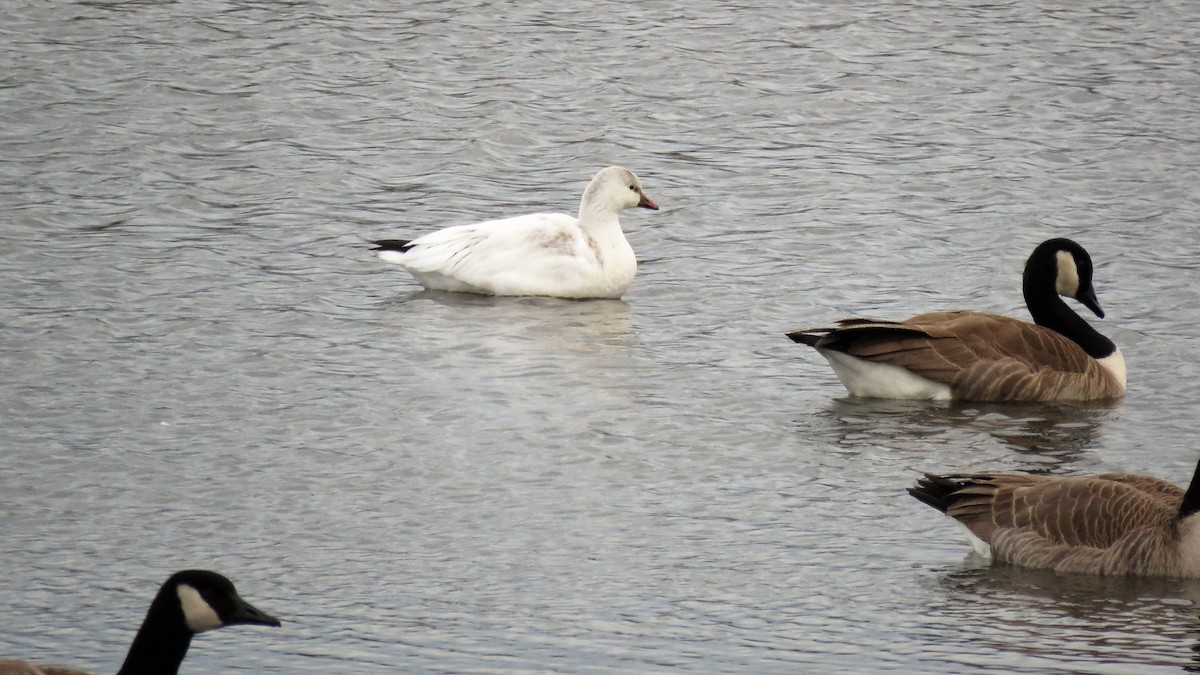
[377,291,636,412]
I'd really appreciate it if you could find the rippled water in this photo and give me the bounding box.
[3,0,1200,672]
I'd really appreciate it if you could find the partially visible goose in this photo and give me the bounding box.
[370,166,659,299]
[0,569,280,675]
[908,457,1200,577]
[786,238,1125,401]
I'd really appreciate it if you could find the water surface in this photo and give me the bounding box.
[3,0,1200,672]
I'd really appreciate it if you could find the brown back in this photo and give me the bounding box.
[944,472,1186,576]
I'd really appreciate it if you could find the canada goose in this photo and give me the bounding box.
[786,238,1125,401]
[370,166,659,299]
[908,458,1200,577]
[0,569,280,675]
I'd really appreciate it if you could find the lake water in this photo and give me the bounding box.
[3,0,1200,672]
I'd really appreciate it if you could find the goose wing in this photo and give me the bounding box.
[395,213,605,291]
[1093,473,1187,508]
[917,472,1184,575]
[398,213,582,273]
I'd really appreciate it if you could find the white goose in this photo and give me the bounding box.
[371,166,659,299]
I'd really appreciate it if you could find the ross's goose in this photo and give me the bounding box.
[371,166,658,299]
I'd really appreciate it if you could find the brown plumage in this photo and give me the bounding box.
[0,663,73,675]
[787,238,1125,402]
[909,460,1200,577]
[0,662,88,675]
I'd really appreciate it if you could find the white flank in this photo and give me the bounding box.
[1097,347,1127,389]
[1178,517,1200,578]
[177,584,223,633]
[955,521,993,560]
[819,349,953,400]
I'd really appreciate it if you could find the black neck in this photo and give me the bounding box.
[1023,268,1116,360]
[116,591,193,675]
[1179,458,1200,520]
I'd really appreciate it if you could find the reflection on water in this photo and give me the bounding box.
[806,397,1118,470]
[394,291,635,353]
[944,564,1200,611]
[383,291,636,407]
[926,566,1200,673]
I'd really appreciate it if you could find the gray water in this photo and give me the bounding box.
[3,0,1200,672]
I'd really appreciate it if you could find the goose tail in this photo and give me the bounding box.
[369,239,414,253]
[907,473,981,513]
[785,328,827,346]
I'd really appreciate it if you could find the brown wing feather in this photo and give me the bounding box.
[992,524,1184,576]
[803,312,1121,401]
[928,472,1184,576]
[1094,473,1186,507]
[0,662,48,675]
[0,662,88,675]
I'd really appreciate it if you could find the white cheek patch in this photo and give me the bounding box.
[177,584,223,633]
[1055,250,1080,296]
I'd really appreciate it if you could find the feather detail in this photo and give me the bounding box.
[910,469,1200,577]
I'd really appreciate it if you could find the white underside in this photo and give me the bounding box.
[1097,347,1127,391]
[819,349,953,400]
[956,521,993,560]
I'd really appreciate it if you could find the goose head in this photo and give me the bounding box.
[1023,237,1104,318]
[167,569,281,633]
[580,166,659,216]
[116,569,279,675]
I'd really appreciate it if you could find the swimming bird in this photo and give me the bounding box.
[786,238,1125,401]
[371,166,659,299]
[908,458,1200,577]
[0,569,280,675]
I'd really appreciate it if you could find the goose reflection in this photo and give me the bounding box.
[802,397,1117,468]
[922,566,1200,671]
[397,290,634,352]
[940,564,1200,608]
[379,291,636,408]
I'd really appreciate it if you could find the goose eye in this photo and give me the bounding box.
[629,185,637,191]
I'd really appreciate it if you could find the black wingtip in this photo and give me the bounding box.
[370,239,413,252]
[907,474,959,514]
[786,330,822,346]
